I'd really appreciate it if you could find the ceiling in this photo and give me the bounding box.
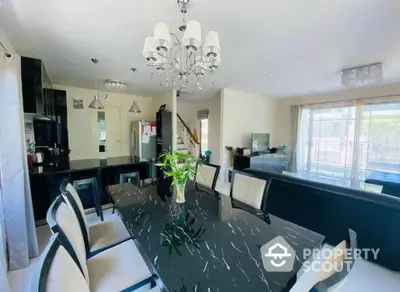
[1,0,400,98]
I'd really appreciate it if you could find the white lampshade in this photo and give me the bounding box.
[203,31,220,57]
[153,23,171,50]
[183,21,202,49]
[143,37,158,61]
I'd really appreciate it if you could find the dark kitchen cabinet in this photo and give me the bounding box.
[21,57,44,114]
[52,89,69,155]
[156,107,172,178]
[21,57,54,119]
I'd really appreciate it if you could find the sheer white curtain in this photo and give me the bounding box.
[288,105,300,172]
[0,54,38,275]
[296,107,310,174]
[0,188,10,291]
[296,97,400,188]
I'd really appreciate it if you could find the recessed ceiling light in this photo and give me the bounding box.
[264,71,272,75]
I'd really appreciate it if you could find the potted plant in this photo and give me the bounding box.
[26,139,35,168]
[156,151,200,203]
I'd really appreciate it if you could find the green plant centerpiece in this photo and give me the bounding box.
[156,151,200,204]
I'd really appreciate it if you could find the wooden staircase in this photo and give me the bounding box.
[176,113,200,156]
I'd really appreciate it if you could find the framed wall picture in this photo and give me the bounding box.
[73,99,83,109]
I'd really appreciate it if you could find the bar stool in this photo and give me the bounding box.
[73,177,103,221]
[110,171,141,213]
[118,171,140,185]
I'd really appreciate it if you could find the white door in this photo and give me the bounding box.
[105,107,122,157]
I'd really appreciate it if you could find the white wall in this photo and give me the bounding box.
[178,92,222,164]
[275,82,400,151]
[54,85,154,160]
[220,88,277,172]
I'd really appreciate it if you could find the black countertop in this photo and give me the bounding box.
[30,155,151,175]
[108,183,325,292]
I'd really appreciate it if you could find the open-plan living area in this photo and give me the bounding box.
[1,0,400,291]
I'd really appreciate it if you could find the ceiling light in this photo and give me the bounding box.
[129,101,142,113]
[104,79,127,91]
[129,68,142,113]
[88,95,105,109]
[142,0,221,92]
[341,63,383,88]
[88,58,106,109]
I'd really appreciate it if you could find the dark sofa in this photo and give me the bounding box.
[244,168,400,271]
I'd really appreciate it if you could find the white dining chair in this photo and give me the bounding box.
[230,171,268,209]
[195,163,221,190]
[60,180,131,255]
[34,233,91,292]
[47,196,155,292]
[291,229,357,292]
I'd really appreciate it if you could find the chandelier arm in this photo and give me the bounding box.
[170,33,181,46]
[186,50,193,70]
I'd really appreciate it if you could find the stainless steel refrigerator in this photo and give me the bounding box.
[131,121,157,160]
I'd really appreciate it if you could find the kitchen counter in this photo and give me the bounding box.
[30,155,151,175]
[29,155,154,221]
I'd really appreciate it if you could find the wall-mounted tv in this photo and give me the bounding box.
[251,133,270,153]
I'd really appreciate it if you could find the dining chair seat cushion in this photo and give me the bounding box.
[55,202,90,284]
[232,172,267,209]
[89,215,131,253]
[66,183,90,241]
[45,245,91,292]
[291,241,347,292]
[87,239,152,292]
[195,164,218,189]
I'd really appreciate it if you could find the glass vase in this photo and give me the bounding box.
[175,182,186,204]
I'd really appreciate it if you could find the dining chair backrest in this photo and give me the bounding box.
[230,170,269,210]
[119,171,140,185]
[46,196,90,285]
[72,177,101,215]
[60,179,91,253]
[311,229,357,291]
[34,233,90,292]
[195,163,221,190]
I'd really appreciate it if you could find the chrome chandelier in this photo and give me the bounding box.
[341,63,383,88]
[142,0,220,92]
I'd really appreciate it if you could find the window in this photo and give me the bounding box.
[200,118,209,156]
[297,99,400,188]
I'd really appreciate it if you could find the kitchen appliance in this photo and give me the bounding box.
[34,152,44,164]
[131,121,157,160]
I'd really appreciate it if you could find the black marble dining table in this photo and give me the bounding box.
[107,183,325,292]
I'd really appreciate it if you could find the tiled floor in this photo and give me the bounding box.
[7,208,115,292]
